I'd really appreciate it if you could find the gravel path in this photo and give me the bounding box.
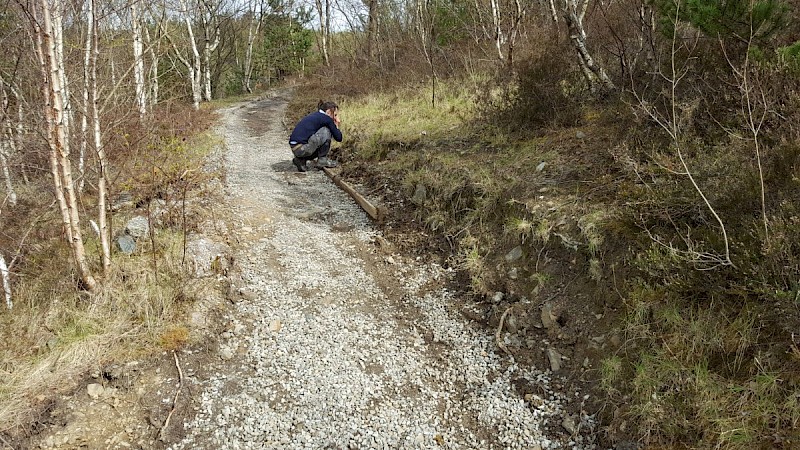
[171,93,593,450]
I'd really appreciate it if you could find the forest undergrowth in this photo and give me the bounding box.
[0,103,222,436]
[289,42,800,447]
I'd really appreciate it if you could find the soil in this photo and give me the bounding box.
[7,90,623,450]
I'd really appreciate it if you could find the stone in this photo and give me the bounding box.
[536,161,547,172]
[220,347,234,360]
[561,415,577,434]
[504,246,523,263]
[540,302,558,329]
[117,235,136,254]
[269,320,282,332]
[411,184,427,206]
[505,313,519,334]
[125,216,149,239]
[547,348,562,372]
[87,383,105,399]
[575,130,587,139]
[492,292,504,303]
[508,267,518,280]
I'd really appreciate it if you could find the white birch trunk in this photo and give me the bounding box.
[563,0,615,93]
[80,0,92,192]
[0,82,17,206]
[315,0,330,66]
[243,7,261,94]
[490,0,505,61]
[0,253,11,310]
[90,0,111,273]
[202,10,219,102]
[144,26,159,106]
[131,2,147,117]
[34,0,97,291]
[180,0,203,109]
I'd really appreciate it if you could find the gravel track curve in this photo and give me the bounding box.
[170,92,594,450]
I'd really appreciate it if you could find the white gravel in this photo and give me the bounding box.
[171,92,596,449]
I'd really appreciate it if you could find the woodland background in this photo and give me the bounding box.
[1,0,799,447]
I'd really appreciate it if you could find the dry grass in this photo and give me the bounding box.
[0,229,214,434]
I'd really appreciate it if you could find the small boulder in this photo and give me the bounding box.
[117,235,136,254]
[125,216,149,239]
[547,347,562,371]
[411,184,427,206]
[505,246,523,263]
[87,383,104,399]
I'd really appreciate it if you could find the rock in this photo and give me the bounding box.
[508,267,518,279]
[492,292,504,303]
[561,415,577,434]
[112,192,133,211]
[125,216,149,239]
[540,302,558,329]
[220,347,234,360]
[117,235,136,254]
[547,348,562,372]
[185,237,232,277]
[610,334,622,347]
[411,184,427,206]
[242,226,253,233]
[504,246,523,263]
[536,161,547,172]
[87,383,105,399]
[238,288,258,301]
[505,313,519,333]
[269,320,282,332]
[575,130,587,139]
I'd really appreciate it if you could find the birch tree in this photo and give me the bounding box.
[200,0,221,101]
[562,0,615,93]
[0,79,18,206]
[89,0,111,272]
[30,0,98,290]
[242,0,263,93]
[314,0,331,66]
[0,253,11,309]
[131,1,148,117]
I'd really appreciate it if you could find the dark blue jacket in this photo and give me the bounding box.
[288,111,343,145]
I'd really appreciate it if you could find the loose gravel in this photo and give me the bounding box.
[170,92,596,449]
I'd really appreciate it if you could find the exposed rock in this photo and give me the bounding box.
[540,302,558,329]
[411,184,427,206]
[269,320,282,332]
[547,348,562,372]
[536,161,547,172]
[87,383,105,399]
[185,236,231,277]
[117,235,136,254]
[125,216,149,239]
[505,246,523,263]
[508,267,518,279]
[220,347,234,361]
[561,415,577,434]
[575,130,587,139]
[492,292,504,303]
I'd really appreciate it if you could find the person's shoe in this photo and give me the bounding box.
[292,157,307,172]
[316,157,338,169]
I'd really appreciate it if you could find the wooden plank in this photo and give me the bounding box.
[322,167,385,222]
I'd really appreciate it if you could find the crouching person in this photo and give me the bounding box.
[288,100,343,172]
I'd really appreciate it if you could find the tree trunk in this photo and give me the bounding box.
[201,2,220,102]
[33,0,97,291]
[366,0,378,61]
[315,0,330,66]
[0,253,11,310]
[90,0,111,273]
[131,2,147,117]
[563,0,615,93]
[144,26,159,105]
[491,0,505,61]
[0,82,17,206]
[243,0,261,93]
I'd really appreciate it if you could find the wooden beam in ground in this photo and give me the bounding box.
[322,167,385,222]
